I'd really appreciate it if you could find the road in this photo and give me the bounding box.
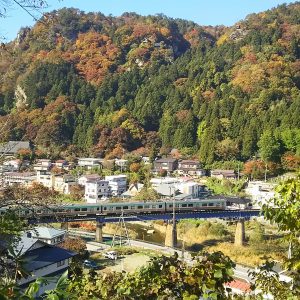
[68,229,252,282]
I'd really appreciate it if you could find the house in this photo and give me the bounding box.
[84,178,110,203]
[153,158,178,173]
[210,169,236,180]
[78,174,102,186]
[54,160,69,169]
[77,158,103,170]
[105,175,127,196]
[0,141,32,157]
[150,177,181,197]
[150,177,204,199]
[28,226,66,245]
[122,183,144,198]
[115,159,128,171]
[142,156,150,165]
[36,170,54,189]
[176,181,203,198]
[245,181,277,207]
[36,171,76,194]
[9,232,75,297]
[4,172,36,186]
[0,164,14,173]
[3,159,22,171]
[33,159,52,171]
[177,160,206,176]
[53,174,76,194]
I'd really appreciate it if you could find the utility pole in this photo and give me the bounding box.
[264,162,268,182]
[112,210,131,247]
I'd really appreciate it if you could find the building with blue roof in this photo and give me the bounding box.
[1,231,75,297]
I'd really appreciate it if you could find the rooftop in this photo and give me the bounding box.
[5,172,36,177]
[0,141,31,154]
[29,227,66,240]
[179,160,200,164]
[24,245,75,272]
[154,158,178,163]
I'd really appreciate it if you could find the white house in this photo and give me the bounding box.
[53,174,76,194]
[4,172,36,187]
[177,160,206,177]
[36,171,76,194]
[245,181,277,207]
[105,175,127,196]
[176,181,202,198]
[54,160,69,169]
[29,226,66,245]
[36,170,53,188]
[78,174,102,186]
[3,159,22,171]
[13,232,75,297]
[150,177,203,199]
[33,159,52,171]
[142,156,150,165]
[77,158,103,170]
[84,178,110,203]
[115,159,128,171]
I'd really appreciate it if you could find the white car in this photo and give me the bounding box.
[104,251,118,260]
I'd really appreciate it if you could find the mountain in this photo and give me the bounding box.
[0,3,300,169]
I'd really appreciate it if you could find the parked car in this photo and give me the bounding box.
[104,251,118,260]
[83,259,99,269]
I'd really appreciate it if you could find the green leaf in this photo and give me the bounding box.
[214,269,223,278]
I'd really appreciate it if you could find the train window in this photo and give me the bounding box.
[144,205,149,209]
[169,204,173,208]
[158,205,162,208]
[81,208,87,211]
[116,207,122,210]
[75,208,80,211]
[181,204,187,207]
[137,205,143,209]
[209,203,214,206]
[96,207,100,211]
[103,207,107,211]
[188,204,193,207]
[123,206,128,210]
[202,203,207,207]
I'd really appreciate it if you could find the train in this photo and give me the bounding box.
[0,198,227,219]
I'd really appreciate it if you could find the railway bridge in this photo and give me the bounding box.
[27,206,260,248]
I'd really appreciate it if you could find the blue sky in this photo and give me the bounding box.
[1,0,296,41]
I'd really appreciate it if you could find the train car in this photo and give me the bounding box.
[164,198,226,213]
[101,201,166,215]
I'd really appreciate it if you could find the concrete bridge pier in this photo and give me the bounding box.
[61,222,69,231]
[95,221,104,242]
[165,220,177,248]
[234,218,246,246]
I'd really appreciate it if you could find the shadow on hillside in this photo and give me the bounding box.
[187,239,224,252]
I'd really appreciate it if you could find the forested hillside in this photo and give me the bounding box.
[0,3,300,169]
